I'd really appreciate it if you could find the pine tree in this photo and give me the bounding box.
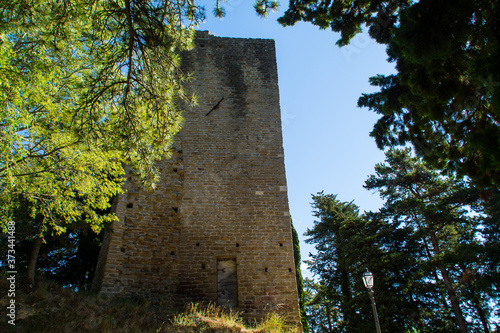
[365,148,486,333]
[306,193,378,332]
[0,0,202,285]
[278,0,500,188]
[291,219,310,332]
[306,192,425,332]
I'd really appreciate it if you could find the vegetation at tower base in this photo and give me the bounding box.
[278,0,500,188]
[291,218,310,332]
[0,205,107,291]
[0,277,299,332]
[305,149,499,333]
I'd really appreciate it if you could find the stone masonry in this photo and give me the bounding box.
[93,31,301,328]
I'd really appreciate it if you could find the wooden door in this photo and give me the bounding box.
[217,258,238,308]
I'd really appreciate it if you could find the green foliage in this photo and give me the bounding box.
[0,224,104,290]
[279,0,409,46]
[306,191,427,332]
[279,0,500,188]
[0,20,122,236]
[255,312,294,333]
[306,192,381,333]
[305,150,498,332]
[172,302,244,329]
[172,302,298,332]
[214,0,278,18]
[254,0,279,17]
[291,219,309,332]
[303,277,342,333]
[364,148,497,332]
[0,0,203,241]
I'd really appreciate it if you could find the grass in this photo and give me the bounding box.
[0,275,299,332]
[254,313,291,333]
[171,302,298,332]
[172,302,246,332]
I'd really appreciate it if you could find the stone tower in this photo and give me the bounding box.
[93,31,301,327]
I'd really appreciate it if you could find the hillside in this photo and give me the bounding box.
[1,277,297,333]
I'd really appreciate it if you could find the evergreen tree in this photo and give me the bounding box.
[303,277,341,333]
[472,189,500,330]
[304,148,498,332]
[364,148,493,333]
[291,218,310,332]
[278,0,500,188]
[306,192,425,332]
[306,193,379,332]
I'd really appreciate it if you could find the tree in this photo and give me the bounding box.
[0,219,105,290]
[278,0,500,188]
[213,0,278,17]
[306,193,379,333]
[0,0,204,285]
[0,0,202,224]
[291,218,310,332]
[364,148,491,333]
[305,150,498,332]
[306,192,427,333]
[472,189,500,329]
[303,277,341,333]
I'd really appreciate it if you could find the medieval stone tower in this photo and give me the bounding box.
[93,31,301,327]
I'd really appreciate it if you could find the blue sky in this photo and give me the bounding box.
[197,0,395,277]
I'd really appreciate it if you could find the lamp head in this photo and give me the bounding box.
[362,269,374,289]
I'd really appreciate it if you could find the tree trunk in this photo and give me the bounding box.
[429,233,469,333]
[27,236,42,288]
[409,293,425,332]
[91,229,111,292]
[326,306,332,333]
[423,238,453,318]
[91,196,118,292]
[467,282,490,333]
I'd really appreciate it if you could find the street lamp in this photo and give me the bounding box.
[362,269,382,333]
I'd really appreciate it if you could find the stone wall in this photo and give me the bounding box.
[95,31,301,328]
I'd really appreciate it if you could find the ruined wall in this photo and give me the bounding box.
[96,31,301,327]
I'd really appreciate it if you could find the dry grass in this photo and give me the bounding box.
[169,302,297,332]
[0,277,171,332]
[0,275,299,333]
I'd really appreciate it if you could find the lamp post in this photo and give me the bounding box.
[362,269,382,333]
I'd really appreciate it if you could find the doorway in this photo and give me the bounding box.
[217,258,238,308]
